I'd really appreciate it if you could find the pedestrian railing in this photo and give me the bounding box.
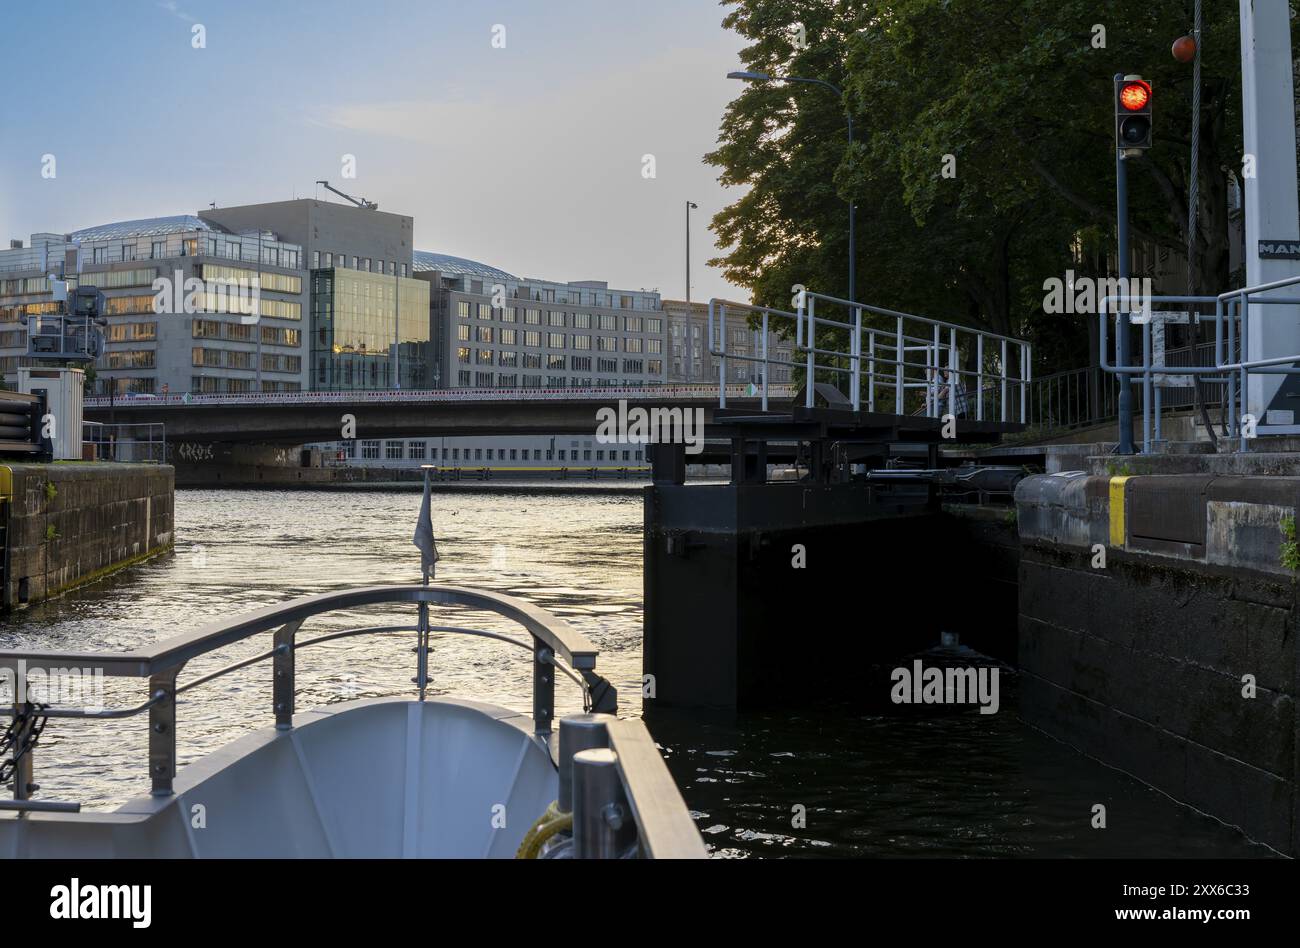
[708,292,1032,422]
[82,421,166,463]
[1100,275,1300,452]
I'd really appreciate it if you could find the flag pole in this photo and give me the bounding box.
[415,464,435,700]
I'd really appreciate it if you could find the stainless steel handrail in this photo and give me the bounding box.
[0,584,617,801]
[1100,276,1300,451]
[708,293,1031,422]
[558,715,708,859]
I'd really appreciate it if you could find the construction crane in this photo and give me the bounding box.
[315,180,378,210]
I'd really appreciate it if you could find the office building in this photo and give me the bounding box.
[2,199,431,394]
[414,251,667,390]
[661,298,794,387]
[1,217,308,395]
[201,200,430,391]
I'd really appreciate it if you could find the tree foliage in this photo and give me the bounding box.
[707,0,1291,373]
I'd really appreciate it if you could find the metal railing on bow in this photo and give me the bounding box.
[0,585,617,807]
[708,292,1032,422]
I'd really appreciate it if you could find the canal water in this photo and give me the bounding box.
[1,488,1271,857]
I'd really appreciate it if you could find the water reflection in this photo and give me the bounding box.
[0,487,1272,858]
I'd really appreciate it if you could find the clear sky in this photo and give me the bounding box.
[0,0,750,302]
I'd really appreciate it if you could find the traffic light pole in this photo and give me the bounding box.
[1115,143,1135,455]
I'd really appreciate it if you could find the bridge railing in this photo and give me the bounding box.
[82,383,793,410]
[82,421,166,463]
[708,293,1031,421]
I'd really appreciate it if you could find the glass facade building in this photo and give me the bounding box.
[311,268,430,390]
[0,218,309,394]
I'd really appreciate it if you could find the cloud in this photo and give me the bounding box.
[157,1,196,24]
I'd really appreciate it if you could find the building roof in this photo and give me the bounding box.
[412,250,516,281]
[69,215,227,242]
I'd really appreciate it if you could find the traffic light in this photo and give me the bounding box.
[1115,76,1153,153]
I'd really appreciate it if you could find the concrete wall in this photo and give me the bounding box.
[1016,472,1298,854]
[201,200,414,272]
[1,463,174,608]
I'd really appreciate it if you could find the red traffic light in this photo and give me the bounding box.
[1119,81,1151,111]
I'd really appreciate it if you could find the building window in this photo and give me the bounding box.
[361,440,380,460]
[548,311,566,327]
[386,441,404,460]
[409,441,426,459]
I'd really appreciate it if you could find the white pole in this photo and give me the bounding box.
[1239,0,1300,429]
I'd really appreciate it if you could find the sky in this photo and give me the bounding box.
[0,0,751,302]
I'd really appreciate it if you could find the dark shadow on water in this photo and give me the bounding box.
[644,672,1277,860]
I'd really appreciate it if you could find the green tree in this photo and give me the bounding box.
[708,0,1283,376]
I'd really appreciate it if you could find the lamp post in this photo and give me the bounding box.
[685,200,698,302]
[727,69,856,303]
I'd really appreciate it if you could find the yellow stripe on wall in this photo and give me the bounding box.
[1109,476,1131,547]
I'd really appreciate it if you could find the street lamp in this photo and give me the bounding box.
[685,201,698,302]
[727,70,856,303]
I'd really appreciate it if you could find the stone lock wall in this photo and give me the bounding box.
[1016,473,1298,854]
[1,463,174,608]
